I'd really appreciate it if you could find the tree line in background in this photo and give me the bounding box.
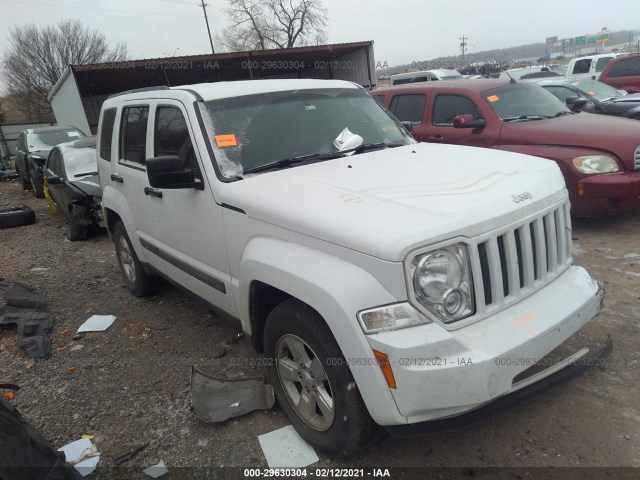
[1,1,328,124]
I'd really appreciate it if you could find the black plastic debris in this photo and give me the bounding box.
[0,392,83,480]
[0,281,52,358]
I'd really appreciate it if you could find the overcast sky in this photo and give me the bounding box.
[0,0,638,68]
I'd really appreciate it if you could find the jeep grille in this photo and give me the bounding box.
[472,201,572,315]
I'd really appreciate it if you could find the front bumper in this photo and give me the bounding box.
[386,335,612,437]
[365,266,603,424]
[573,171,640,215]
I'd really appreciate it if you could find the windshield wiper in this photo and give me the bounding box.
[552,111,575,118]
[74,171,99,177]
[242,153,326,174]
[502,115,547,122]
[241,142,405,175]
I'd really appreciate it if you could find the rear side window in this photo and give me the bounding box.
[99,108,117,162]
[608,57,640,77]
[154,106,202,179]
[120,106,149,165]
[572,59,592,75]
[389,94,426,123]
[433,95,483,125]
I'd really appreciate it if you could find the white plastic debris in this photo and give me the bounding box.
[230,402,240,408]
[58,438,100,477]
[258,425,319,468]
[77,315,117,333]
[143,459,169,478]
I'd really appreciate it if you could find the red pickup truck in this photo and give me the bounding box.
[599,53,640,94]
[372,79,640,216]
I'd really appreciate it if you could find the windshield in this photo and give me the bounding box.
[61,141,97,179]
[482,83,571,121]
[200,88,414,178]
[570,80,619,101]
[27,129,84,151]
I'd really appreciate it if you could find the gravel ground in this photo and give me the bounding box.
[1,179,639,478]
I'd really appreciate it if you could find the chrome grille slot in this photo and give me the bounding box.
[635,146,640,170]
[474,202,572,314]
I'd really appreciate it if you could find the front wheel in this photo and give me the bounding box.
[113,221,160,296]
[264,299,382,456]
[30,172,45,198]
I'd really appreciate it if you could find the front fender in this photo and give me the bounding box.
[237,236,409,425]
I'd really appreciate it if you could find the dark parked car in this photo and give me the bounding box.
[15,126,85,198]
[372,80,640,216]
[599,53,640,93]
[43,136,103,241]
[538,79,640,119]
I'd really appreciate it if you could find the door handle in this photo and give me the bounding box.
[427,135,444,142]
[110,173,124,183]
[144,187,163,198]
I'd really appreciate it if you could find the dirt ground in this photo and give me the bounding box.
[1,179,639,477]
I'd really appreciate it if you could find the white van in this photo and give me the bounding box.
[390,69,462,85]
[566,53,625,81]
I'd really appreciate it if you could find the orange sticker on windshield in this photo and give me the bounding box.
[215,134,237,147]
[487,95,500,102]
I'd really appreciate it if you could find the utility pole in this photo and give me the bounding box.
[460,36,468,65]
[200,0,215,54]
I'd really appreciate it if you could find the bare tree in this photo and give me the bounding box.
[2,20,127,121]
[217,0,328,52]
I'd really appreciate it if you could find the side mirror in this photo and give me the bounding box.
[453,114,486,129]
[46,175,62,185]
[146,155,203,190]
[565,96,589,111]
[401,121,414,133]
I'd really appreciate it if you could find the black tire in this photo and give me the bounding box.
[113,221,160,297]
[18,170,31,190]
[0,206,36,228]
[264,298,383,456]
[30,172,45,198]
[68,205,88,241]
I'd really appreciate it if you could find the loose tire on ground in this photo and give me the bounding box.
[0,205,36,228]
[113,221,160,296]
[264,298,383,456]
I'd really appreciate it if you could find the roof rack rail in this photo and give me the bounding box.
[108,86,170,99]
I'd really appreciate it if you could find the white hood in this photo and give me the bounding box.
[221,143,567,261]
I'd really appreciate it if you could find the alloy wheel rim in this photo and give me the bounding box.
[276,334,335,431]
[117,236,136,283]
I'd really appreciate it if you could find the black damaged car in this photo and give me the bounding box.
[537,79,640,120]
[44,136,104,241]
[15,125,85,198]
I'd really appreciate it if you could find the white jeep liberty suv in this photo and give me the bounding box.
[97,79,607,455]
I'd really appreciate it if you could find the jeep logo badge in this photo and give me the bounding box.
[512,192,533,203]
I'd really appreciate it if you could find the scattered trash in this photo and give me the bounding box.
[112,443,148,465]
[0,280,52,358]
[71,344,85,352]
[3,392,15,400]
[77,315,117,333]
[24,359,35,369]
[143,459,168,478]
[61,329,70,336]
[68,366,77,373]
[30,267,50,272]
[58,438,100,477]
[190,367,275,423]
[258,425,319,468]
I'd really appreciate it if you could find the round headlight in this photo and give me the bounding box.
[411,244,475,323]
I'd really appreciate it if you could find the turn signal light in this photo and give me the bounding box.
[373,349,397,389]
